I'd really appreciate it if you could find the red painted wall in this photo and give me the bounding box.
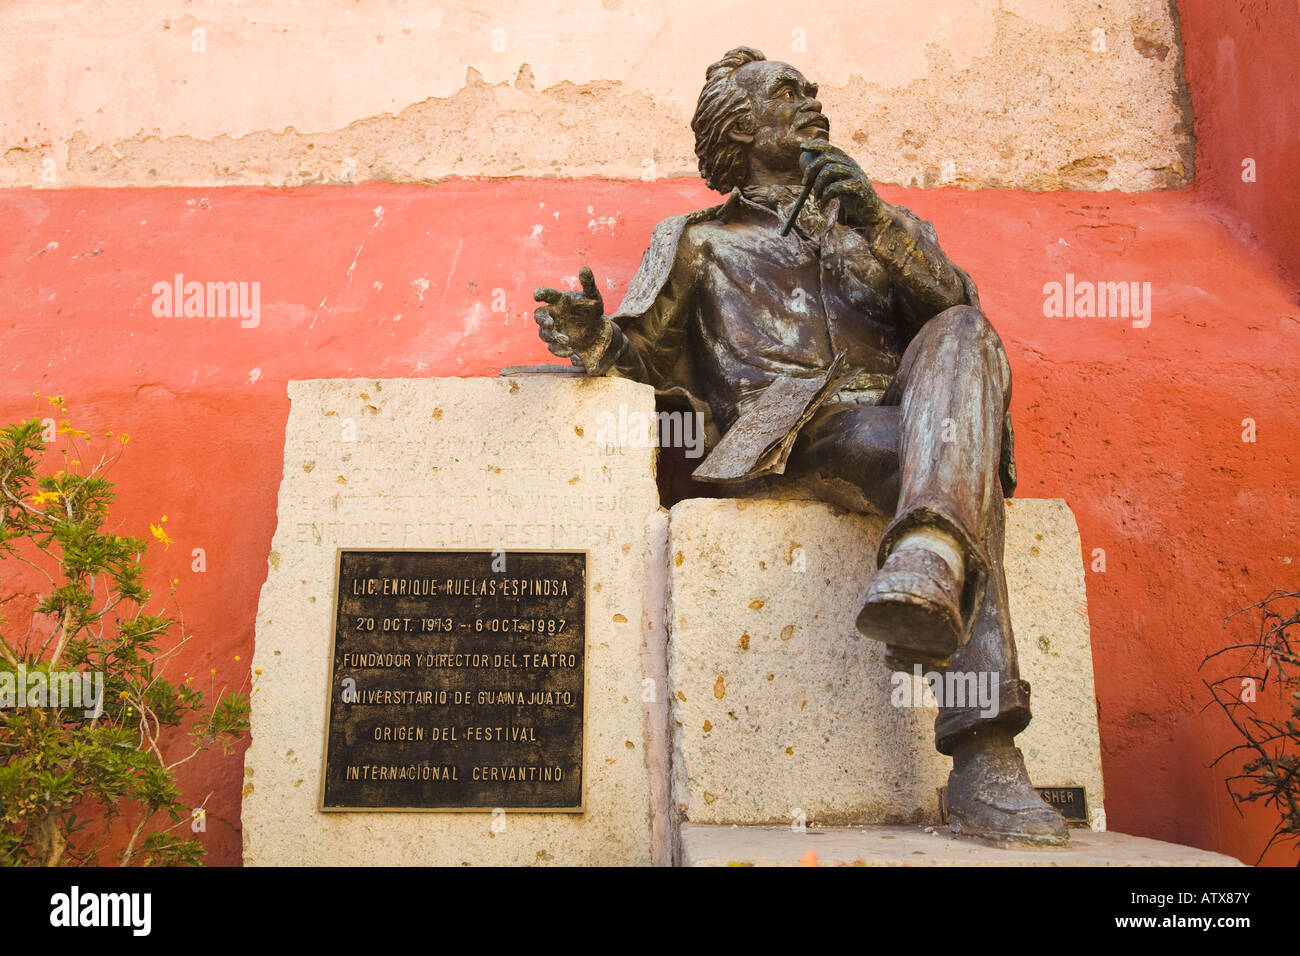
[1177,0,1300,284]
[2,179,1296,865]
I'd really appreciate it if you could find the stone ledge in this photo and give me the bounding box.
[681,824,1243,867]
[667,496,1105,828]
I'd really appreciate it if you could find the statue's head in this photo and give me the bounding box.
[691,47,829,193]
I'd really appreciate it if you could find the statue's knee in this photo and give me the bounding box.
[935,304,991,338]
[934,305,1009,390]
[942,305,1004,351]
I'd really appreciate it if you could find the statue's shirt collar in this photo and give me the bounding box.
[724,185,837,238]
[739,184,803,208]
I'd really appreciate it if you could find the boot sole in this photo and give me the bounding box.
[949,806,1071,848]
[855,589,961,659]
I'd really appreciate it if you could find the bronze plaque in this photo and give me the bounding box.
[320,549,586,811]
[1034,786,1088,824]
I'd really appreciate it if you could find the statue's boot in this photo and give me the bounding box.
[855,545,962,668]
[947,731,1069,846]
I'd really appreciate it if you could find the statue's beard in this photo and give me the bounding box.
[741,183,803,206]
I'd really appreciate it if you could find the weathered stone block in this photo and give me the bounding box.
[667,497,1105,830]
[243,376,664,865]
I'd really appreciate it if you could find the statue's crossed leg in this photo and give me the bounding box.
[786,304,1068,845]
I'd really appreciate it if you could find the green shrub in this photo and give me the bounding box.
[0,405,248,866]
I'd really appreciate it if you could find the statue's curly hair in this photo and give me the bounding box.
[691,46,766,194]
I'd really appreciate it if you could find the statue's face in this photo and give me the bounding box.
[733,59,828,176]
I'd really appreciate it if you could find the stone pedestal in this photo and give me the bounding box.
[242,376,666,865]
[680,825,1242,867]
[666,497,1106,831]
[241,375,1173,866]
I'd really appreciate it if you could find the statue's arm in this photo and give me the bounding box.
[863,203,973,322]
[575,315,649,379]
[796,143,974,325]
[574,230,696,389]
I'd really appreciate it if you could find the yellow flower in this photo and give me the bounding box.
[210,668,216,675]
[33,391,40,398]
[47,395,64,406]
[56,420,88,439]
[70,460,81,467]
[172,578,179,585]
[254,669,262,675]
[234,655,241,662]
[104,431,113,438]
[119,434,130,445]
[31,490,60,505]
[118,690,129,699]
[149,523,173,551]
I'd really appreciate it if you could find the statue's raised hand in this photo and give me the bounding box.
[534,266,607,361]
[798,141,891,230]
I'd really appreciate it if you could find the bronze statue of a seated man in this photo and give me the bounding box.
[534,46,1067,846]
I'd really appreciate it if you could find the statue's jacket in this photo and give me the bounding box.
[585,185,1015,494]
